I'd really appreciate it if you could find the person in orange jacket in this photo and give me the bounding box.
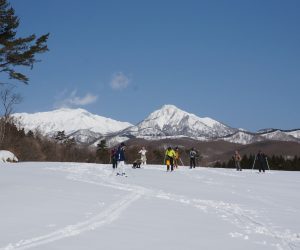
[174,147,180,169]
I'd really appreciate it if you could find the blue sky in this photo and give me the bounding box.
[8,0,300,131]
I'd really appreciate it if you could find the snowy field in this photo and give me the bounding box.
[0,162,300,250]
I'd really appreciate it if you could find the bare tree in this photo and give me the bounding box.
[0,85,22,144]
[1,86,22,117]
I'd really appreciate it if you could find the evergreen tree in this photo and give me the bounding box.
[152,149,163,164]
[26,130,34,138]
[64,137,76,148]
[213,161,222,168]
[0,0,49,84]
[227,157,235,169]
[240,154,249,169]
[54,131,67,143]
[96,140,109,163]
[97,140,107,150]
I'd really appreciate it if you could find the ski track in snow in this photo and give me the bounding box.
[1,191,141,250]
[1,164,300,250]
[182,170,295,211]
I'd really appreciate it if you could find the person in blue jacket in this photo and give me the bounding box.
[116,142,126,176]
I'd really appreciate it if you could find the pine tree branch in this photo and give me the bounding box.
[0,0,49,84]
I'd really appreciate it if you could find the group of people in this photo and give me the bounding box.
[233,150,268,173]
[164,146,198,171]
[110,142,269,175]
[110,144,148,175]
[110,143,199,174]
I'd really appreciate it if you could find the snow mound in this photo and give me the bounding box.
[0,150,18,163]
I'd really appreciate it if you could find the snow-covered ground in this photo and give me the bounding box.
[0,162,299,250]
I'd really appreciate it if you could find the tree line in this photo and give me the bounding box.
[0,120,96,162]
[213,154,300,171]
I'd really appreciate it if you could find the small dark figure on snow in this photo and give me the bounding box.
[110,147,117,169]
[132,159,142,169]
[257,150,267,173]
[233,151,242,171]
[189,148,197,168]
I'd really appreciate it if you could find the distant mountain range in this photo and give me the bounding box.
[12,108,132,145]
[12,105,300,147]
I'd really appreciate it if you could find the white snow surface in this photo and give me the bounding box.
[1,162,299,250]
[12,108,132,135]
[0,150,18,163]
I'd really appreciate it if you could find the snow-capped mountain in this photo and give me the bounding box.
[219,131,260,145]
[219,129,300,145]
[286,130,300,139]
[68,129,103,145]
[258,129,299,142]
[11,106,300,146]
[13,108,133,141]
[118,105,237,140]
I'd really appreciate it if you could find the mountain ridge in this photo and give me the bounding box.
[12,105,300,146]
[13,108,133,136]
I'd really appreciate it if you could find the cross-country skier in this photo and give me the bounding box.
[165,147,176,171]
[116,142,126,176]
[189,148,197,168]
[256,150,267,173]
[233,151,242,171]
[110,147,117,169]
[138,146,147,165]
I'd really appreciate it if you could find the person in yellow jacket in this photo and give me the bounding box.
[165,147,176,171]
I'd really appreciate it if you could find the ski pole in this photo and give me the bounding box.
[266,157,270,170]
[179,158,184,166]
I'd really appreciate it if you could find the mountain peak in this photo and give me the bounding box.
[13,108,133,136]
[53,107,90,115]
[127,104,237,138]
[146,105,187,126]
[160,104,181,111]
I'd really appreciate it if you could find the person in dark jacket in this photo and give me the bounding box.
[116,142,126,175]
[256,150,267,173]
[110,147,117,169]
[189,148,197,169]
